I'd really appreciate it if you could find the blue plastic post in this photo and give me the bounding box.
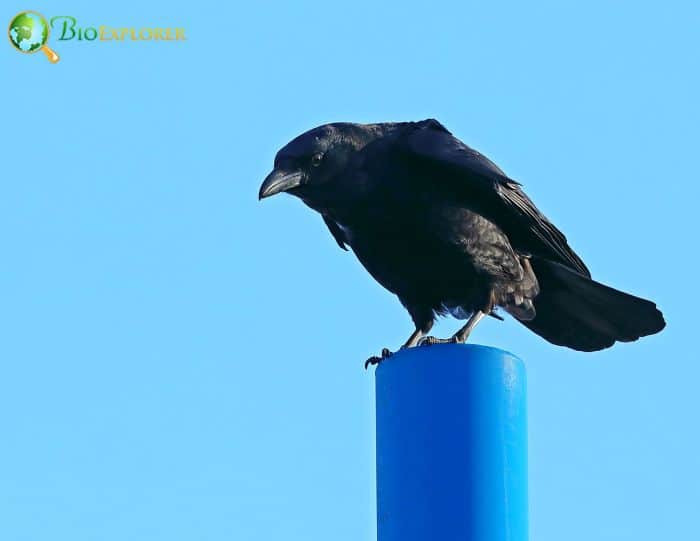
[375,344,528,541]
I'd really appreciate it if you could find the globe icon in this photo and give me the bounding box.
[8,11,59,63]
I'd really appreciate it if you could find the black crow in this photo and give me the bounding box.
[259,119,665,366]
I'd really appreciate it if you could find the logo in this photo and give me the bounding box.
[8,11,59,63]
[8,11,186,63]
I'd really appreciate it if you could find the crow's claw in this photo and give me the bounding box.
[364,348,393,369]
[417,335,458,347]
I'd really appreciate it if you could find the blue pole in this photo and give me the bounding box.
[375,344,528,541]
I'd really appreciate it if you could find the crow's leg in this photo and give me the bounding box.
[452,310,487,343]
[449,289,494,343]
[418,310,488,346]
[364,314,433,369]
[402,319,434,349]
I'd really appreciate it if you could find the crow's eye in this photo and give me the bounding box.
[311,153,323,167]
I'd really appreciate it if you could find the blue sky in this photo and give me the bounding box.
[2,1,697,540]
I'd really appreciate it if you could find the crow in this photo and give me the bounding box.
[259,119,665,366]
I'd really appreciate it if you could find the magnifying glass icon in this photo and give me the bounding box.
[8,11,60,63]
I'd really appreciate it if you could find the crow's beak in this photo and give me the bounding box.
[259,169,304,200]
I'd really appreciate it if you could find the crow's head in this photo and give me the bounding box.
[259,122,401,205]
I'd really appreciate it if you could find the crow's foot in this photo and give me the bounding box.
[417,335,459,347]
[364,348,393,369]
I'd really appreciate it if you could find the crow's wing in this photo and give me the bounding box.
[322,214,349,251]
[397,119,590,277]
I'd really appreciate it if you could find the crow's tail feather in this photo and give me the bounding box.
[519,258,665,352]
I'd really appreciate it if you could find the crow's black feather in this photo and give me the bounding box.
[260,119,665,352]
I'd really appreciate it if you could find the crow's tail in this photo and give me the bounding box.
[518,258,665,351]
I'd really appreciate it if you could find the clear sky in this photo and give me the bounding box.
[2,1,698,540]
